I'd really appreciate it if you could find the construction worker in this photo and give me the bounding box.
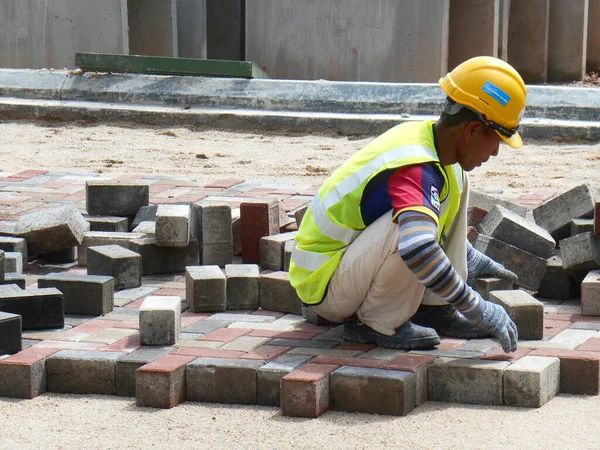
[289,56,525,353]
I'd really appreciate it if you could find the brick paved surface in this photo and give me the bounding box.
[0,169,597,416]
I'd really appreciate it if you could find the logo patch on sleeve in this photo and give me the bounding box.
[431,186,441,211]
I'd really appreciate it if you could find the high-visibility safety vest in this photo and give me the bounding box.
[289,120,464,305]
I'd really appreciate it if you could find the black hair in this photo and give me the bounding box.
[439,97,481,128]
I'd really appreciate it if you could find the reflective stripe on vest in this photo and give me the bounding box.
[291,246,330,272]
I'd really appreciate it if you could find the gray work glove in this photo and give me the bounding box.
[461,292,519,353]
[466,242,518,286]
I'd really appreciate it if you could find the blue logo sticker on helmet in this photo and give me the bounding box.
[482,81,511,106]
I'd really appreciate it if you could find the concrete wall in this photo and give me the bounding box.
[448,0,499,70]
[498,0,510,61]
[246,0,450,82]
[128,0,178,57]
[207,0,244,60]
[0,0,128,69]
[587,0,600,71]
[507,0,550,83]
[177,0,207,58]
[547,0,589,82]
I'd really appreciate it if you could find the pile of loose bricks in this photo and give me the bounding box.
[0,171,600,418]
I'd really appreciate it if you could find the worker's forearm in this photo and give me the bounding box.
[396,211,481,314]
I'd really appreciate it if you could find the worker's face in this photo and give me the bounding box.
[457,121,501,171]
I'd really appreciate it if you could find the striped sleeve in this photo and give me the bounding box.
[396,210,481,314]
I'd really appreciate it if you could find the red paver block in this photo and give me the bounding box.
[198,328,251,343]
[12,170,48,179]
[0,195,32,205]
[71,319,116,334]
[204,179,244,189]
[335,342,376,352]
[171,347,245,359]
[42,179,75,189]
[311,356,385,369]
[467,205,488,229]
[544,319,573,338]
[247,329,320,340]
[576,337,600,352]
[482,347,533,362]
[136,354,196,409]
[280,197,310,213]
[103,334,141,353]
[110,321,140,330]
[181,313,210,328]
[437,338,467,351]
[280,364,338,418]
[594,202,600,237]
[240,200,279,264]
[530,348,600,395]
[153,288,186,297]
[0,347,58,398]
[122,297,145,309]
[383,354,437,406]
[149,183,177,194]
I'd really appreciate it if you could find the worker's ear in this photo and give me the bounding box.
[463,120,483,141]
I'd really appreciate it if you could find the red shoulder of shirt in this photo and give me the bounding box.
[388,163,444,221]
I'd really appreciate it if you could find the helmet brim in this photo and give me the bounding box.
[497,130,523,148]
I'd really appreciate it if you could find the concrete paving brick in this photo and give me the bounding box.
[87,245,142,290]
[0,311,21,355]
[411,349,485,359]
[268,338,339,349]
[205,312,276,323]
[287,348,364,358]
[0,236,27,264]
[467,205,488,230]
[473,277,514,300]
[260,232,297,270]
[220,336,271,351]
[547,328,598,350]
[132,221,156,235]
[469,189,528,217]
[543,319,573,338]
[198,328,249,342]
[198,204,233,267]
[457,338,501,354]
[582,270,600,315]
[570,321,600,331]
[503,356,560,407]
[1,273,26,289]
[357,347,408,360]
[231,207,242,256]
[247,329,319,340]
[104,334,141,353]
[283,239,294,272]
[39,246,78,264]
[330,366,415,416]
[136,354,196,408]
[139,296,181,346]
[86,182,149,216]
[224,264,259,310]
[130,237,199,275]
[114,285,159,301]
[81,328,138,345]
[533,184,596,239]
[475,234,547,291]
[538,254,575,300]
[483,347,533,363]
[14,203,88,255]
[132,205,158,229]
[0,346,58,398]
[280,363,337,417]
[560,232,600,271]
[240,200,279,264]
[595,201,600,237]
[382,353,436,406]
[576,336,600,351]
[47,350,124,394]
[182,318,230,334]
[257,353,313,406]
[480,205,556,259]
[571,218,594,236]
[85,215,129,233]
[186,357,265,404]
[259,271,302,315]
[174,340,223,349]
[0,287,64,330]
[530,348,600,394]
[155,204,192,247]
[428,358,510,406]
[78,231,145,266]
[489,290,544,340]
[116,346,174,397]
[4,251,22,274]
[185,265,226,312]
[38,272,114,315]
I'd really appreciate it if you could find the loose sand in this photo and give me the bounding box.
[0,120,599,450]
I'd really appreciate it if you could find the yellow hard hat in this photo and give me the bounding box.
[439,56,527,148]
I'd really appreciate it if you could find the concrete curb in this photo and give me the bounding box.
[0,69,599,139]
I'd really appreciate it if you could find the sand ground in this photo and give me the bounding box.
[1,120,600,450]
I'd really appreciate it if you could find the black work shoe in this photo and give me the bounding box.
[343,320,440,350]
[410,305,491,339]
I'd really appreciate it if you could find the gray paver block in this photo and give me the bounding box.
[257,354,313,406]
[3,251,21,274]
[231,207,241,256]
[186,357,264,404]
[198,203,233,267]
[139,296,181,345]
[330,366,415,416]
[0,311,21,355]
[87,245,142,290]
[40,247,78,264]
[132,221,156,235]
[582,270,600,316]
[86,181,149,216]
[473,277,514,301]
[47,350,123,394]
[225,264,259,310]
[259,271,302,315]
[14,203,88,255]
[474,234,547,291]
[85,215,129,232]
[136,354,194,409]
[489,290,544,340]
[185,265,226,312]
[537,254,574,300]
[280,364,336,418]
[0,287,64,330]
[571,218,594,236]
[129,237,199,275]
[0,347,57,398]
[428,358,510,405]
[260,232,297,270]
[38,272,114,316]
[469,189,528,217]
[532,183,595,237]
[480,205,556,259]
[504,356,560,408]
[283,239,294,271]
[116,346,174,397]
[132,205,158,229]
[155,204,192,247]
[0,236,27,265]
[78,231,145,266]
[1,273,26,289]
[560,232,600,271]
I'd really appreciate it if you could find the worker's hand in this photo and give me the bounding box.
[466,242,518,286]
[462,296,518,353]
